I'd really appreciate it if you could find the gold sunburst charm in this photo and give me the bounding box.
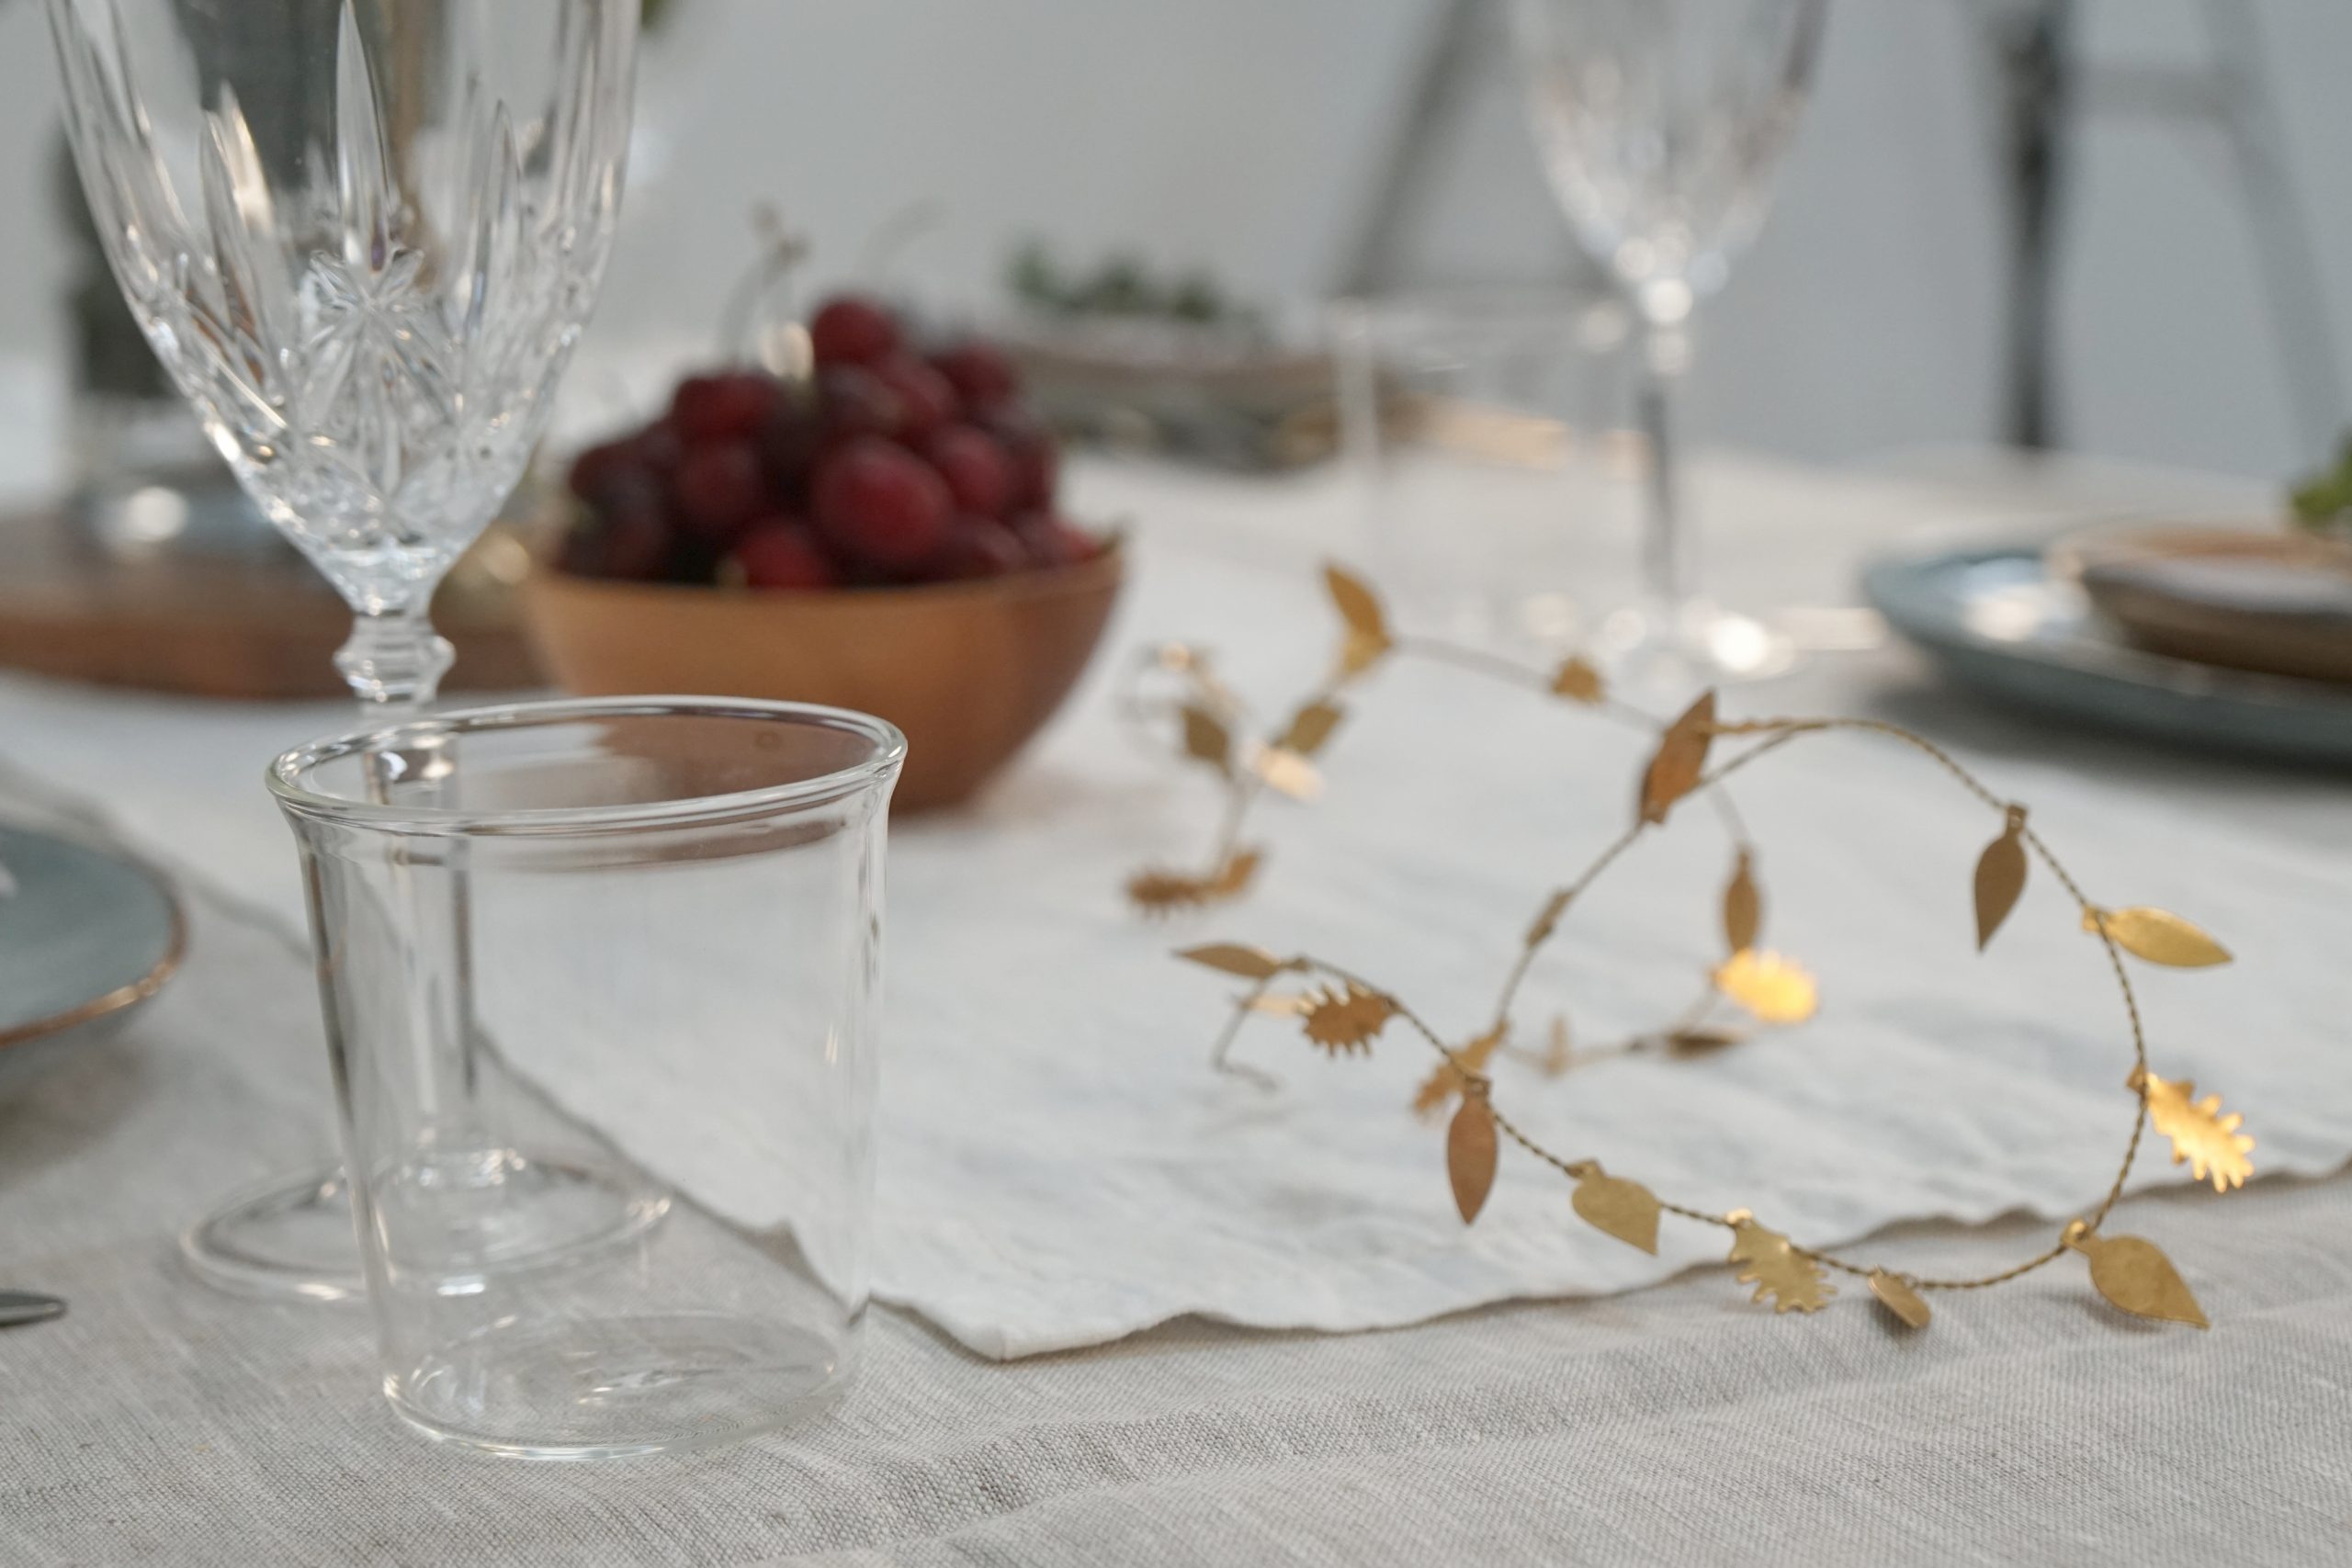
[1298,982,1395,1055]
[1726,1211,1834,1314]
[2132,1069,2255,1192]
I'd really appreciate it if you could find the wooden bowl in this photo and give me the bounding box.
[2052,524,2352,683]
[521,546,1125,811]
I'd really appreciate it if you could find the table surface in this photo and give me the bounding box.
[3,446,2347,1568]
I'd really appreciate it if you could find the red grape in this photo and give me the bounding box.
[809,294,900,367]
[671,371,784,443]
[812,436,953,570]
[869,353,958,442]
[983,409,1058,510]
[923,424,1014,517]
[930,341,1020,409]
[1012,512,1098,569]
[814,364,904,442]
[729,520,839,590]
[929,515,1027,581]
[672,440,764,540]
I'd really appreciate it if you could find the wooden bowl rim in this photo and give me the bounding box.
[528,534,1125,610]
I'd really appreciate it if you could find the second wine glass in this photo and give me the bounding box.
[47,0,643,1298]
[1510,0,1826,690]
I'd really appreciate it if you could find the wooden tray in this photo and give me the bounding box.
[0,506,542,699]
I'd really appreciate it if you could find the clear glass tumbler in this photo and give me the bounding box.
[1330,287,1639,649]
[268,697,904,1460]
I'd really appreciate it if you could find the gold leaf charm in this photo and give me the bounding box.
[1550,655,1603,705]
[1176,943,1286,980]
[1125,848,1262,915]
[1210,848,1261,897]
[1725,1210,1834,1314]
[1249,992,1310,1017]
[1868,1269,1931,1329]
[1638,691,1716,826]
[2064,1220,2207,1328]
[1250,745,1323,802]
[2081,906,2232,968]
[2133,1069,2256,1192]
[1278,698,1345,758]
[1298,982,1395,1055]
[1712,950,1818,1025]
[1446,1086,1498,1224]
[1325,563,1392,678]
[1973,806,2028,952]
[1411,1025,1505,1117]
[1181,704,1233,775]
[1666,1026,1746,1055]
[1570,1164,1660,1255]
[1722,849,1761,955]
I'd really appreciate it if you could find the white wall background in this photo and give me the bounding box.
[0,0,2345,479]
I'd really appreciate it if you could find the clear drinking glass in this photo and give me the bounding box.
[1330,287,1639,650]
[269,697,904,1459]
[46,0,639,1297]
[1510,0,1826,690]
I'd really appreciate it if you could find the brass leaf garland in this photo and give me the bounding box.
[1447,1088,1499,1224]
[1326,564,1392,680]
[1639,691,1716,826]
[1571,1165,1661,1255]
[2136,1069,2256,1192]
[1413,1026,1505,1117]
[1727,1212,1834,1314]
[1181,705,1233,775]
[2084,906,2233,968]
[1156,561,2253,1337]
[1178,943,1288,981]
[1280,699,1346,758]
[1868,1269,1932,1329]
[1551,655,1603,704]
[1974,807,2028,951]
[1126,847,1261,915]
[2065,1221,2208,1329]
[1723,850,1761,955]
[1299,983,1394,1055]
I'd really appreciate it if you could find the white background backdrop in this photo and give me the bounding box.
[0,0,2345,480]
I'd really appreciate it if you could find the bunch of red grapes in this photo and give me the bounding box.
[561,294,1099,590]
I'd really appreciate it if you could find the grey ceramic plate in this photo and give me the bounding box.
[1863,544,2352,768]
[0,826,184,1098]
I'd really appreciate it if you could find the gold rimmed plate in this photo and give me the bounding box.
[0,825,185,1098]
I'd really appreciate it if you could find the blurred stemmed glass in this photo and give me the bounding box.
[47,0,641,1299]
[1510,0,1826,690]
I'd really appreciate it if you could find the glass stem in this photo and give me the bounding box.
[1635,314,1695,612]
[335,603,455,714]
[340,601,486,1153]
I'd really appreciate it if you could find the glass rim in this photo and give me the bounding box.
[266,694,907,836]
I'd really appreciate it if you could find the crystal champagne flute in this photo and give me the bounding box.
[47,0,641,1298]
[1510,0,1826,689]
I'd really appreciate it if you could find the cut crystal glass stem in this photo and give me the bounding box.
[336,606,457,712]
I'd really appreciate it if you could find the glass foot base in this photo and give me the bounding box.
[180,1153,669,1304]
[390,1313,852,1460]
[1596,598,1797,696]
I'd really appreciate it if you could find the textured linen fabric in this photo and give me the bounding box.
[1,880,2347,1566]
[0,457,2343,1359]
[3,452,2349,1563]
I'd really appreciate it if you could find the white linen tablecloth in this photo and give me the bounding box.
[4,450,2349,1564]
